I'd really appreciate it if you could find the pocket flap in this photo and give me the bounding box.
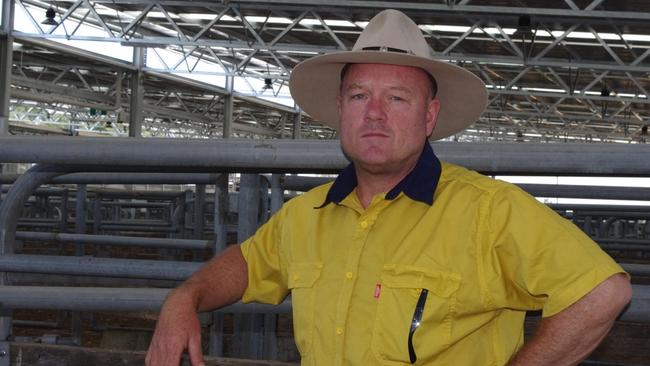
[381,264,461,298]
[288,262,323,289]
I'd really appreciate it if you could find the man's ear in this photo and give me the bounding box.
[337,94,343,117]
[426,98,441,137]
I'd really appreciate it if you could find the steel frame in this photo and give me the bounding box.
[2,0,649,141]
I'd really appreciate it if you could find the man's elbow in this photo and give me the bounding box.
[606,273,633,316]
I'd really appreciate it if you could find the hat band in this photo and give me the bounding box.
[361,46,415,55]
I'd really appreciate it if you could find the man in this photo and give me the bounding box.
[146,9,632,366]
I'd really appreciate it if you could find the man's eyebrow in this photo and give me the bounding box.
[387,86,414,95]
[343,83,364,91]
[342,83,414,94]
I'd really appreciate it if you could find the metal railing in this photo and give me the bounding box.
[0,138,649,365]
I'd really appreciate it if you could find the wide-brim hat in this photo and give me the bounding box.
[289,9,487,141]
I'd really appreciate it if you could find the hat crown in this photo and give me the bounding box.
[352,9,432,58]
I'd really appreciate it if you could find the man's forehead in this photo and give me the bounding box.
[339,63,438,100]
[344,82,414,94]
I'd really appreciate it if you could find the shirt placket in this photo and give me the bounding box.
[333,199,388,366]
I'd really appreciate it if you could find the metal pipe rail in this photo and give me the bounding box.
[282,175,650,201]
[0,286,292,313]
[3,136,650,175]
[518,184,650,201]
[0,254,200,281]
[1,253,647,282]
[8,274,179,288]
[15,231,210,250]
[0,285,644,320]
[600,244,650,252]
[1,148,649,360]
[620,264,650,277]
[568,211,650,219]
[551,204,650,213]
[0,173,223,185]
[1,187,67,195]
[15,223,181,233]
[598,239,650,246]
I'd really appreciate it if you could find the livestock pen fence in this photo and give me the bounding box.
[0,136,649,366]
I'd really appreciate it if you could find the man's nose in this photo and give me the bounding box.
[364,96,387,122]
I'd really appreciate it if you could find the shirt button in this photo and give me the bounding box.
[336,327,344,335]
[359,220,368,229]
[345,272,353,279]
[292,274,300,281]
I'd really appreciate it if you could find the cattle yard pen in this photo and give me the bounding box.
[0,136,649,365]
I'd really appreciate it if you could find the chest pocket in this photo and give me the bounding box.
[371,264,461,365]
[287,262,322,359]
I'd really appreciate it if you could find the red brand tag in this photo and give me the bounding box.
[374,283,381,299]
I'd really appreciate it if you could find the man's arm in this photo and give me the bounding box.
[507,273,632,366]
[145,244,248,366]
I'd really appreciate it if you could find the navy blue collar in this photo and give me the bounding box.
[317,143,442,208]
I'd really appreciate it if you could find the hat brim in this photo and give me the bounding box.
[289,51,488,141]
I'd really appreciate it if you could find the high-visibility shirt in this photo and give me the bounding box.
[240,144,625,365]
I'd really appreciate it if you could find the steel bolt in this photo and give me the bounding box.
[0,349,6,357]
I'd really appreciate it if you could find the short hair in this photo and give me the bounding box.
[339,63,438,99]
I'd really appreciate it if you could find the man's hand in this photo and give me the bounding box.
[145,290,205,366]
[145,245,248,366]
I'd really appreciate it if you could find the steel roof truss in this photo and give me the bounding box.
[118,3,154,39]
[310,10,346,50]
[442,22,480,56]
[82,0,114,38]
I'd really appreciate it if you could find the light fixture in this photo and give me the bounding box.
[42,7,58,26]
[600,87,610,97]
[513,15,533,38]
[600,87,610,117]
[262,78,273,90]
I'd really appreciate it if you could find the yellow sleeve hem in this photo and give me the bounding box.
[541,265,627,318]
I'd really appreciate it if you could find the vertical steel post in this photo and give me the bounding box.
[75,185,87,254]
[58,189,69,255]
[223,76,233,138]
[166,194,185,260]
[270,174,283,214]
[129,47,144,137]
[259,177,270,224]
[183,190,192,240]
[209,174,228,357]
[72,184,87,344]
[93,194,109,257]
[92,194,101,235]
[263,174,284,360]
[0,0,14,232]
[193,184,206,261]
[292,108,301,139]
[0,0,12,137]
[59,189,69,233]
[234,174,264,359]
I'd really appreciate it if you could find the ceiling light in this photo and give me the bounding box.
[42,7,58,26]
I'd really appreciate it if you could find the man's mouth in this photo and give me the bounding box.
[361,132,389,138]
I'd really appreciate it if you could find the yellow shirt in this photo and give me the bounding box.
[240,151,624,365]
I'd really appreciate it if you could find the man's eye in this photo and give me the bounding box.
[390,95,405,101]
[350,94,365,100]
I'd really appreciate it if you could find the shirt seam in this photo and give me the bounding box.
[477,186,501,310]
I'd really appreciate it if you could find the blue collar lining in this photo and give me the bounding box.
[316,143,441,208]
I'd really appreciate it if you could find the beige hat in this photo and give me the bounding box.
[289,9,488,140]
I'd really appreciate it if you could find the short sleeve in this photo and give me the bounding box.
[483,184,626,317]
[240,208,289,305]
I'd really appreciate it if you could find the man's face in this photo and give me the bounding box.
[337,63,440,175]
